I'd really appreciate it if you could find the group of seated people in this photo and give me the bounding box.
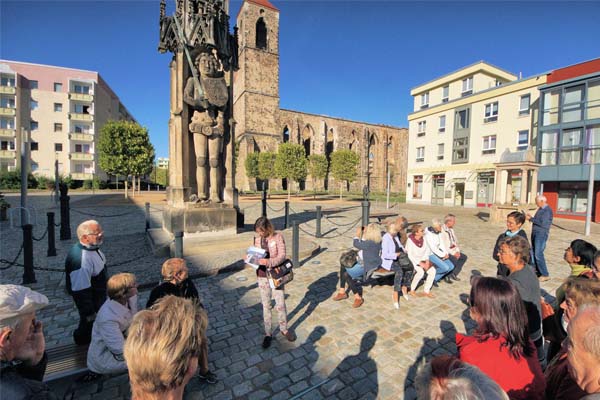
[83,257,218,384]
[333,214,468,309]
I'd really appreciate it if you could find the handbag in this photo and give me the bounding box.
[267,259,294,289]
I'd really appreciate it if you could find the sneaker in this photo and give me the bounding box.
[538,276,551,282]
[432,281,439,288]
[444,276,453,284]
[393,302,400,309]
[198,370,218,384]
[332,292,349,301]
[282,330,296,342]
[262,335,272,349]
[402,293,409,301]
[352,297,364,308]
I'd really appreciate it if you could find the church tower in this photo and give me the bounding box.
[234,0,280,189]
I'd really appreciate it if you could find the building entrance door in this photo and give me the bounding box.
[477,172,495,207]
[454,183,465,206]
[432,174,445,205]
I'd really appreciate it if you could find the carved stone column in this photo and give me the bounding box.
[530,169,538,204]
[506,171,513,204]
[520,168,529,205]
[494,168,503,204]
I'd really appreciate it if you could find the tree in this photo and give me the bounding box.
[150,166,169,187]
[275,143,307,200]
[258,152,277,192]
[330,149,360,199]
[98,120,155,198]
[307,154,328,199]
[244,152,260,190]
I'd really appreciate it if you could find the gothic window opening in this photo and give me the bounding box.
[256,18,267,50]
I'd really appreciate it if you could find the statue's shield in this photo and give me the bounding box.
[201,76,228,108]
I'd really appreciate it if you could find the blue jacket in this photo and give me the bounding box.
[531,205,553,236]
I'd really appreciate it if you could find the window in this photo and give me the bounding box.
[560,128,583,165]
[442,85,449,103]
[588,80,600,120]
[0,97,15,108]
[75,163,92,173]
[1,140,15,150]
[54,123,63,132]
[30,121,38,130]
[562,85,584,123]
[30,100,38,110]
[31,162,38,172]
[74,124,91,134]
[54,103,63,112]
[519,94,531,115]
[55,143,63,152]
[29,80,38,90]
[73,85,90,94]
[75,144,90,153]
[462,77,473,96]
[439,115,446,132]
[484,102,499,122]
[73,104,90,114]
[456,109,470,130]
[53,82,62,92]
[540,130,558,165]
[1,117,15,129]
[420,92,429,109]
[1,76,15,87]
[452,137,469,163]
[256,18,267,49]
[30,142,39,151]
[482,135,496,154]
[518,130,529,150]
[542,89,561,126]
[417,121,426,136]
[437,143,444,160]
[413,176,423,199]
[416,146,425,162]
[557,182,588,214]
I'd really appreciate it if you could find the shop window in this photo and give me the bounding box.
[413,176,423,199]
[557,182,588,214]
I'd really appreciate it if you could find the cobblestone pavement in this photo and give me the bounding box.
[2,192,600,399]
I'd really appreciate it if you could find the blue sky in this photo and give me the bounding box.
[2,1,599,159]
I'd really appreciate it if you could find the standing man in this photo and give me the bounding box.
[0,284,57,399]
[442,214,467,281]
[566,305,600,397]
[526,195,553,281]
[65,220,107,345]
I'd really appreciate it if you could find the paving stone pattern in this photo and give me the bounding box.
[1,193,599,399]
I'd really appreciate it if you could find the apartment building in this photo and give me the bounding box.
[0,60,135,180]
[537,58,600,221]
[157,157,169,169]
[406,61,547,208]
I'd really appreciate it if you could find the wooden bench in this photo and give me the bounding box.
[44,343,89,382]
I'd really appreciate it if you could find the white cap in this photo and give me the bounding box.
[0,285,49,329]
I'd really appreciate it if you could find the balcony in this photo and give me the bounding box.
[69,113,93,121]
[69,132,94,142]
[71,172,94,180]
[0,128,16,138]
[0,107,16,117]
[69,92,93,102]
[0,86,16,95]
[70,152,94,161]
[0,149,16,159]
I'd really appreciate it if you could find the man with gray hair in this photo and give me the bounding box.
[65,220,107,345]
[441,214,467,281]
[526,195,553,281]
[566,304,600,398]
[0,284,57,399]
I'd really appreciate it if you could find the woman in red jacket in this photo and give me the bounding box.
[456,276,545,400]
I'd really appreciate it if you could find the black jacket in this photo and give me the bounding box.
[146,278,201,309]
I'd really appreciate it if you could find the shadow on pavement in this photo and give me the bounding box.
[288,272,337,333]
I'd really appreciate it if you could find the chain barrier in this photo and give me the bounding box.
[320,216,363,238]
[53,222,61,227]
[267,203,286,212]
[33,265,64,273]
[71,208,139,218]
[0,243,24,270]
[324,214,363,227]
[32,227,49,242]
[241,200,261,211]
[297,224,320,238]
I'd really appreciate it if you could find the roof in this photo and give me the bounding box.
[546,57,600,84]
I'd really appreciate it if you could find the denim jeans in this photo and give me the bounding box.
[429,255,455,282]
[531,232,549,277]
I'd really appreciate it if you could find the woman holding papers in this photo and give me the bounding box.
[250,216,296,349]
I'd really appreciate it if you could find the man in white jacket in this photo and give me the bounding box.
[425,219,455,285]
[442,214,468,282]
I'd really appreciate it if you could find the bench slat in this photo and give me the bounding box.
[44,344,89,382]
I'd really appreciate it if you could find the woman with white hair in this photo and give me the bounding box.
[87,273,138,376]
[425,218,455,285]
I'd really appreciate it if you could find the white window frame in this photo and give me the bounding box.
[482,135,497,154]
[437,143,444,160]
[462,77,473,96]
[517,130,529,150]
[484,102,499,122]
[417,121,426,136]
[416,146,425,162]
[442,85,449,103]
[420,92,429,109]
[438,115,446,132]
[519,94,531,115]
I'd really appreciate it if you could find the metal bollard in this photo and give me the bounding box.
[47,212,57,257]
[315,206,322,238]
[145,202,150,231]
[22,224,36,284]
[284,201,290,229]
[292,220,299,267]
[261,188,267,218]
[174,231,184,258]
[361,200,370,227]
[60,194,71,240]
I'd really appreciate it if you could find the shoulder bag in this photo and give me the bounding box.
[267,259,294,289]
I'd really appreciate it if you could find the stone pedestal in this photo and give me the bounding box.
[490,204,537,223]
[163,202,243,234]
